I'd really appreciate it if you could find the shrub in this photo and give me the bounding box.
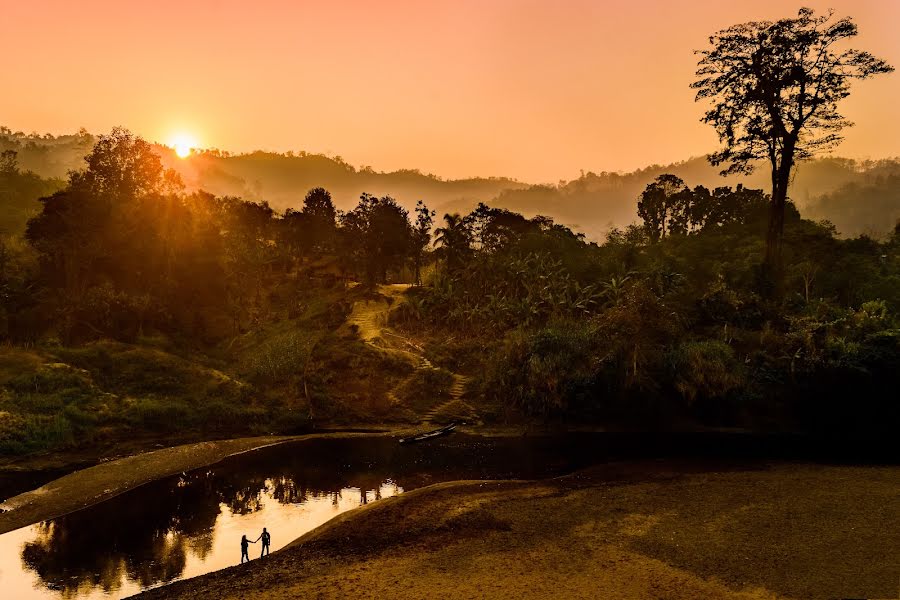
[0,412,74,455]
[242,329,322,383]
[669,341,744,405]
[482,323,601,418]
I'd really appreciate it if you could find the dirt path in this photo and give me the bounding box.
[132,462,900,599]
[0,432,394,535]
[346,284,411,346]
[346,285,472,423]
[422,373,472,422]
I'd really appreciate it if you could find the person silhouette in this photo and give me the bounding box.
[256,527,271,557]
[240,534,256,564]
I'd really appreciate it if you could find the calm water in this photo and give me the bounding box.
[0,434,609,599]
[4,431,885,599]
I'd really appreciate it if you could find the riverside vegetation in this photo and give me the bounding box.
[1,128,897,461]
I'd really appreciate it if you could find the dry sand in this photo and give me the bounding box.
[132,462,900,599]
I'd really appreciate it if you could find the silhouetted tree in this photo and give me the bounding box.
[27,129,182,298]
[412,200,435,285]
[339,194,412,283]
[692,185,769,231]
[280,208,310,260]
[637,174,688,241]
[434,213,473,272]
[23,129,238,340]
[692,8,893,293]
[641,183,770,236]
[302,187,336,223]
[69,127,182,199]
[221,199,277,318]
[467,203,544,253]
[301,187,337,254]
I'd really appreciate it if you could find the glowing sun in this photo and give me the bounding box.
[170,133,197,158]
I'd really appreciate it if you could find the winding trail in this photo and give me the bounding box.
[346,284,471,423]
[0,285,465,535]
[422,374,472,423]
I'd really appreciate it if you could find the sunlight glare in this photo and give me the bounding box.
[170,133,197,158]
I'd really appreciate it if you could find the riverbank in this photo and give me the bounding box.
[133,462,900,600]
[0,430,403,535]
[0,423,565,536]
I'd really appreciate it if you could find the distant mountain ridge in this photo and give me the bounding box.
[3,127,899,239]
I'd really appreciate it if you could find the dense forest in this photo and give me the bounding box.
[0,126,897,457]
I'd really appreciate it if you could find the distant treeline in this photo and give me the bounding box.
[4,126,900,239]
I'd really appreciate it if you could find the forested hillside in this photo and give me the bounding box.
[1,129,898,459]
[4,127,899,240]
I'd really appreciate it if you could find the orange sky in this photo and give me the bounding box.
[2,0,897,182]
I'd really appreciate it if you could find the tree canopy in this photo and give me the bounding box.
[692,7,893,290]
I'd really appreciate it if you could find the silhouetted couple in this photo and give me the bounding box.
[240,528,271,563]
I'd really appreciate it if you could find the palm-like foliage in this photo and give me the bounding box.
[420,252,604,331]
[433,213,473,272]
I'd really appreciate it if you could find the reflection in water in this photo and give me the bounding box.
[19,471,224,596]
[0,434,602,599]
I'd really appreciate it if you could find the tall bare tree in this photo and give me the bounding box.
[692,8,893,293]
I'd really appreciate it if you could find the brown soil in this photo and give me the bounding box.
[346,284,475,427]
[131,462,900,599]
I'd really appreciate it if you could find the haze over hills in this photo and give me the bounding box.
[3,127,899,239]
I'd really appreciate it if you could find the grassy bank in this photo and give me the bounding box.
[0,284,419,461]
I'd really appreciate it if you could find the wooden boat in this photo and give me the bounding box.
[399,422,457,445]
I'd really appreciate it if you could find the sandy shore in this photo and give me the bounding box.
[131,462,900,600]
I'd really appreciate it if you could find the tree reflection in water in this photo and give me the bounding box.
[15,434,597,597]
[21,472,221,595]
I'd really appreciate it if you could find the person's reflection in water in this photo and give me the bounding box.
[256,528,271,558]
[240,535,255,564]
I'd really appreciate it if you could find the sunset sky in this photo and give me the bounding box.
[2,0,897,182]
